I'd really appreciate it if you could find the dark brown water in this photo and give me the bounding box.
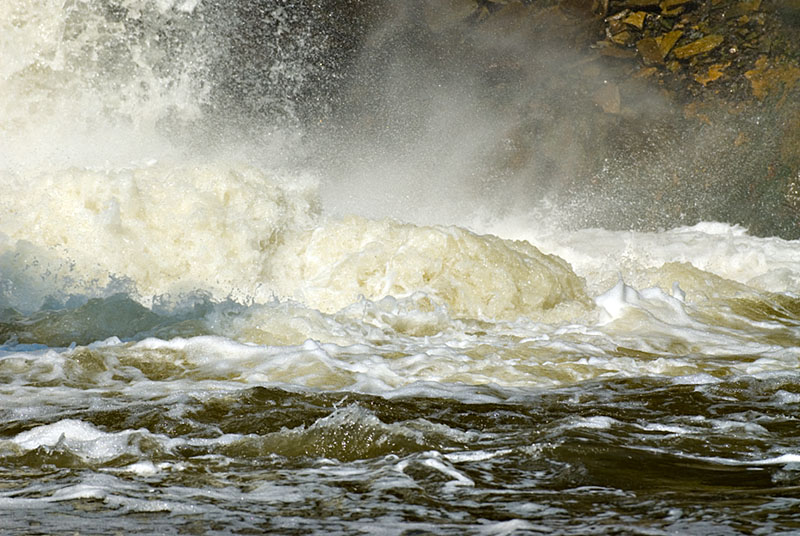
[2,364,799,535]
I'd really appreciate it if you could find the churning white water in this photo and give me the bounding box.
[2,2,800,535]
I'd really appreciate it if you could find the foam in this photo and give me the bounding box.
[269,216,589,320]
[480,219,800,297]
[0,162,319,307]
[12,419,139,462]
[2,167,593,324]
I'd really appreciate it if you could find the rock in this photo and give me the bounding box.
[634,66,659,78]
[597,42,639,58]
[660,0,691,8]
[673,34,724,59]
[775,0,800,25]
[623,10,646,29]
[660,0,691,15]
[785,177,800,212]
[657,29,683,57]
[744,56,800,100]
[637,37,664,63]
[610,30,635,45]
[620,0,660,8]
[780,109,800,169]
[683,101,712,124]
[606,9,628,30]
[693,62,729,86]
[727,0,762,18]
[743,56,770,98]
[438,0,800,238]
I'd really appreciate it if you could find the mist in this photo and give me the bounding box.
[298,0,798,238]
[311,1,622,227]
[287,1,673,231]
[3,0,796,236]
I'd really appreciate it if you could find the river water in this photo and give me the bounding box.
[1,2,799,535]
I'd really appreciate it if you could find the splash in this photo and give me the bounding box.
[0,0,211,169]
[269,216,589,320]
[0,162,319,308]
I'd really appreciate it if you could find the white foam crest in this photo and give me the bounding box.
[774,390,800,404]
[670,373,723,385]
[421,457,475,490]
[12,419,142,462]
[587,275,799,359]
[637,423,693,435]
[122,460,164,476]
[231,403,441,461]
[596,279,691,325]
[641,447,800,468]
[444,449,513,463]
[3,311,795,395]
[478,519,542,536]
[709,419,769,435]
[49,483,109,502]
[206,297,396,348]
[567,415,618,430]
[395,451,475,492]
[246,482,310,504]
[269,215,589,321]
[750,454,800,465]
[0,497,49,509]
[0,348,69,386]
[27,472,197,513]
[6,414,249,466]
[479,218,800,297]
[0,162,319,308]
[88,326,799,393]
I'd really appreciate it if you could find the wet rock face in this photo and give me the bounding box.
[775,0,800,24]
[479,0,800,236]
[308,0,799,237]
[563,0,800,237]
[597,0,799,102]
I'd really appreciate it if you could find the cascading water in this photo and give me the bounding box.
[1,2,800,535]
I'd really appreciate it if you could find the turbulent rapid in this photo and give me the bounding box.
[2,1,800,535]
